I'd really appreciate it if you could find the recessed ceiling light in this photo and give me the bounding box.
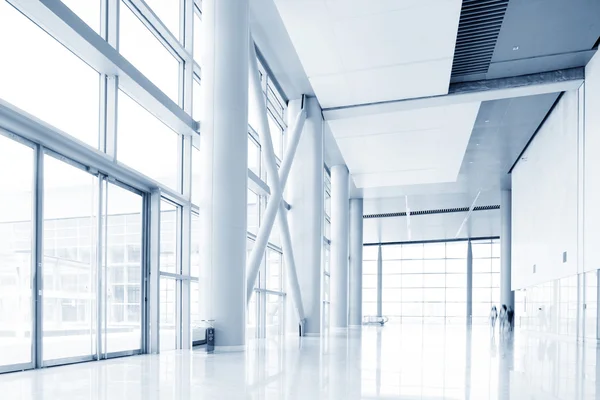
[476,143,480,146]
[469,161,473,164]
[513,46,519,51]
[484,120,489,123]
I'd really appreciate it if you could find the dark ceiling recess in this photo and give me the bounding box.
[451,0,509,78]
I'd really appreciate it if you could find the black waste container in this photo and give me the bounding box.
[206,327,215,353]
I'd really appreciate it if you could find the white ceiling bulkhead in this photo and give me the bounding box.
[328,102,481,188]
[273,0,463,108]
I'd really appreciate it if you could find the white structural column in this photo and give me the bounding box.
[198,0,248,350]
[348,199,364,326]
[330,165,350,328]
[287,97,324,335]
[500,190,514,308]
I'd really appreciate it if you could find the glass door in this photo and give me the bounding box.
[42,153,98,365]
[0,133,35,371]
[102,181,144,356]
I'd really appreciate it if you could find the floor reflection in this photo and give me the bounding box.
[0,324,598,399]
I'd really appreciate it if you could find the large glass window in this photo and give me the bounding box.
[160,277,177,351]
[192,78,201,120]
[42,154,97,362]
[191,144,201,206]
[247,189,260,235]
[160,200,178,274]
[370,241,468,324]
[362,246,378,317]
[117,91,179,190]
[248,135,261,177]
[267,112,283,160]
[144,0,180,40]
[119,1,180,103]
[193,10,202,64]
[0,134,34,367]
[0,1,100,148]
[471,239,500,323]
[266,249,282,292]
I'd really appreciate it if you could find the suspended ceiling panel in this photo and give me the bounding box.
[328,102,481,188]
[273,0,463,108]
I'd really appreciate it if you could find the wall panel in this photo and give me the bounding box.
[512,89,580,289]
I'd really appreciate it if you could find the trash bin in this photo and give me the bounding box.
[206,327,215,353]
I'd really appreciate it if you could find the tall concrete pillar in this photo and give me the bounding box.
[467,240,473,323]
[349,198,363,326]
[501,190,514,308]
[331,165,349,329]
[198,0,248,349]
[288,97,323,335]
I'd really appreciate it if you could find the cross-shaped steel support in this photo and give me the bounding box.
[245,35,307,332]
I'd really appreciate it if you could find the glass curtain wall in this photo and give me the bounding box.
[246,58,288,339]
[363,240,499,323]
[471,239,500,323]
[362,246,378,318]
[379,242,468,324]
[0,0,205,372]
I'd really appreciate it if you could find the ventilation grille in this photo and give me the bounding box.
[363,205,500,219]
[451,0,509,77]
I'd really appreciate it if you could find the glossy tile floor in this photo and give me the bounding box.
[0,324,599,399]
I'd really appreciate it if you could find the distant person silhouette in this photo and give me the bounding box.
[489,305,498,336]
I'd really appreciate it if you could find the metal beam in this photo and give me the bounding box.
[245,38,308,327]
[277,203,305,321]
[245,39,303,286]
[323,68,584,120]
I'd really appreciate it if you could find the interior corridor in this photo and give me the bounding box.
[0,325,597,400]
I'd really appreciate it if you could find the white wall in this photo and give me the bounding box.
[512,89,580,289]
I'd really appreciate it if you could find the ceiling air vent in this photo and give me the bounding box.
[363,205,500,219]
[451,0,509,78]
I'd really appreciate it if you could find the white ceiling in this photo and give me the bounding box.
[273,0,463,108]
[328,102,481,189]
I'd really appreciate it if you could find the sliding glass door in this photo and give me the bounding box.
[103,182,144,355]
[42,153,98,364]
[0,134,34,370]
[37,151,145,366]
